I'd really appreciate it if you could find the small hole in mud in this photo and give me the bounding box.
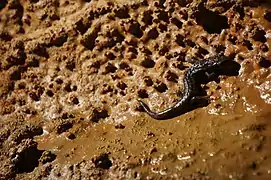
[215,103,222,108]
[242,40,253,50]
[93,153,112,169]
[258,57,271,68]
[64,83,72,92]
[48,83,53,88]
[102,63,117,74]
[10,68,22,80]
[175,34,185,47]
[144,76,153,86]
[70,96,79,105]
[157,10,169,23]
[72,85,77,91]
[138,89,148,98]
[114,6,130,19]
[46,90,54,97]
[147,27,159,40]
[260,44,268,52]
[251,28,266,43]
[142,10,153,26]
[141,57,155,68]
[119,91,126,96]
[117,82,127,90]
[18,82,26,89]
[69,114,75,118]
[154,81,168,93]
[264,10,271,22]
[0,31,12,41]
[119,62,130,70]
[165,71,178,83]
[128,21,143,38]
[56,121,73,134]
[62,113,69,119]
[29,92,40,101]
[105,51,116,60]
[67,133,76,140]
[115,123,125,129]
[90,109,109,123]
[158,24,167,32]
[65,61,75,71]
[55,78,63,84]
[185,39,195,47]
[171,17,183,28]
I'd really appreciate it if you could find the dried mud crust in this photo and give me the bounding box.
[0,0,271,179]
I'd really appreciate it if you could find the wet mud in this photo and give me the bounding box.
[0,0,271,179]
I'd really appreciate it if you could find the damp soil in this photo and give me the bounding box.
[0,0,271,179]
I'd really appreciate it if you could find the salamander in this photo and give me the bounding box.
[138,54,232,120]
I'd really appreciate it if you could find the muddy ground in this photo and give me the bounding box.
[0,0,271,179]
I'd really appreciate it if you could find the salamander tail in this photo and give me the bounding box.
[137,99,169,120]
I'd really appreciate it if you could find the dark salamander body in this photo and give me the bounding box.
[138,55,232,120]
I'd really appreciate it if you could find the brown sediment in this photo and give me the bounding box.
[0,0,271,179]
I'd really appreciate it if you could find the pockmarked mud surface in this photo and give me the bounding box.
[0,0,271,179]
